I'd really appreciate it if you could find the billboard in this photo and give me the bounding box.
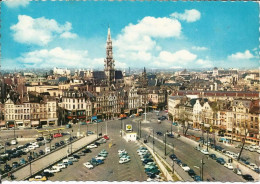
[126,124,132,131]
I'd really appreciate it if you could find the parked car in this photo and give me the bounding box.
[216,158,226,165]
[55,143,60,148]
[156,131,163,136]
[87,131,94,135]
[200,149,209,155]
[119,157,130,164]
[36,137,44,142]
[29,176,47,181]
[41,171,54,178]
[103,135,109,140]
[167,133,174,138]
[87,144,97,149]
[83,162,94,169]
[143,158,154,165]
[169,154,177,160]
[224,163,234,170]
[188,169,196,178]
[53,163,67,170]
[68,156,78,162]
[242,174,254,181]
[209,154,217,160]
[194,175,202,181]
[181,163,190,171]
[73,154,80,159]
[39,150,45,155]
[77,152,86,156]
[53,133,63,138]
[11,140,17,145]
[62,159,73,165]
[19,158,27,165]
[82,148,92,153]
[44,167,61,173]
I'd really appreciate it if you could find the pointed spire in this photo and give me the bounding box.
[144,67,146,73]
[107,25,111,41]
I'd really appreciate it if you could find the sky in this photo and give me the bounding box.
[1,0,259,70]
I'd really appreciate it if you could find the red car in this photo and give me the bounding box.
[103,135,109,140]
[53,133,63,138]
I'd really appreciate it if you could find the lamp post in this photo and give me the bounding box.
[153,129,155,153]
[172,143,174,175]
[206,130,209,152]
[164,132,167,156]
[77,118,80,136]
[29,152,32,177]
[120,118,123,137]
[97,121,98,139]
[140,121,142,138]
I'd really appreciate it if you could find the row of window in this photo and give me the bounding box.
[6,113,56,120]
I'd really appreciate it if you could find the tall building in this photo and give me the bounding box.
[104,27,115,85]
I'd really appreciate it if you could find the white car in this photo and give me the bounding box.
[248,147,255,152]
[249,163,257,170]
[87,144,97,149]
[45,147,50,153]
[224,163,234,170]
[119,157,130,164]
[11,140,17,145]
[200,149,209,155]
[44,167,61,173]
[250,144,259,149]
[23,148,29,153]
[68,157,78,162]
[28,145,36,150]
[118,149,126,154]
[53,163,66,170]
[83,162,94,169]
[257,149,260,154]
[0,145,4,149]
[95,156,105,160]
[181,164,190,171]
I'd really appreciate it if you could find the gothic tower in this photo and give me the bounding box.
[104,26,115,85]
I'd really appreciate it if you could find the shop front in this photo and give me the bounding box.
[31,120,39,127]
[0,121,6,127]
[16,121,24,128]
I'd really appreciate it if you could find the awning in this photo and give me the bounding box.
[0,121,5,127]
[138,109,143,112]
[31,121,39,125]
[92,116,97,120]
[152,106,157,109]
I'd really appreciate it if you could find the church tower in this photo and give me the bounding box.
[104,26,115,85]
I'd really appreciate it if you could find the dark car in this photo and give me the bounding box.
[143,158,154,165]
[169,154,177,160]
[0,158,6,164]
[176,159,182,166]
[24,143,31,147]
[60,141,65,145]
[12,162,20,169]
[209,154,217,160]
[161,116,167,120]
[145,168,160,175]
[188,169,196,178]
[39,150,45,155]
[167,133,174,138]
[35,126,42,129]
[5,142,11,146]
[55,143,60,147]
[253,168,260,173]
[4,164,11,172]
[82,148,92,153]
[41,171,54,178]
[95,142,101,146]
[194,175,202,181]
[36,137,44,142]
[156,131,163,136]
[28,155,33,162]
[73,154,80,159]
[242,174,254,181]
[142,154,151,159]
[216,158,225,165]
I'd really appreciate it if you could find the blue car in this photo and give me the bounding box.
[216,158,225,165]
[194,175,202,181]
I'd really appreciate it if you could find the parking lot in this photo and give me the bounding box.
[49,135,148,181]
[0,129,80,177]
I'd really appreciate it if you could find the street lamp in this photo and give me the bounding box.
[164,132,167,156]
[96,121,98,139]
[153,129,155,153]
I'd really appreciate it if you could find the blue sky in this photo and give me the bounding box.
[1,1,259,70]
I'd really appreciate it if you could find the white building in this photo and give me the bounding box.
[53,67,71,76]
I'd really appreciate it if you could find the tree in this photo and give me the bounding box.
[237,124,249,161]
[179,108,190,136]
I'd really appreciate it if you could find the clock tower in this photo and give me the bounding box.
[104,26,115,85]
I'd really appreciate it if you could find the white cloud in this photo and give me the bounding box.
[196,59,213,68]
[60,32,78,39]
[4,0,29,8]
[192,46,208,51]
[16,47,103,68]
[115,61,127,69]
[170,9,201,23]
[158,50,197,63]
[114,16,181,64]
[10,15,78,46]
[228,50,254,60]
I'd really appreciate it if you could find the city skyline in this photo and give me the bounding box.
[1,1,259,70]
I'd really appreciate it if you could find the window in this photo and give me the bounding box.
[255,117,258,122]
[73,105,75,109]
